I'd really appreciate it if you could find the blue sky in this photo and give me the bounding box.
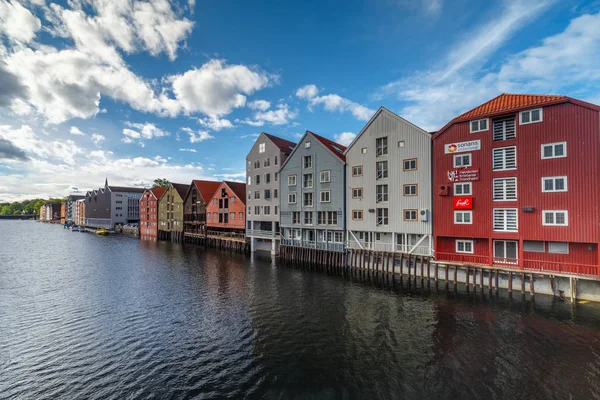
[1,0,600,201]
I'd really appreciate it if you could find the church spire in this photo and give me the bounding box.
[104,176,108,188]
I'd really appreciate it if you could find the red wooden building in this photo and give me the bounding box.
[205,181,247,233]
[140,187,167,241]
[432,94,600,277]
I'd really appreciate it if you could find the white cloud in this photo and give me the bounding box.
[241,103,297,126]
[124,122,169,139]
[91,133,105,145]
[198,116,234,131]
[70,126,85,136]
[334,132,356,146]
[0,0,41,43]
[181,127,214,143]
[248,99,270,111]
[153,155,167,163]
[240,133,260,139]
[179,148,197,152]
[296,84,374,121]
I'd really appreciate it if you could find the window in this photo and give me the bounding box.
[352,210,363,220]
[303,192,313,207]
[376,184,388,202]
[398,140,405,148]
[275,172,278,182]
[259,143,265,153]
[492,146,516,170]
[493,208,518,231]
[493,240,518,262]
[456,240,474,254]
[275,156,278,165]
[213,212,217,219]
[292,212,300,224]
[239,212,243,220]
[247,176,251,186]
[263,206,270,215]
[543,210,568,226]
[403,158,417,171]
[318,211,326,225]
[454,211,472,224]
[470,118,488,133]
[542,142,567,159]
[207,213,211,220]
[274,206,277,215]
[247,207,251,215]
[274,189,278,198]
[304,211,313,225]
[361,147,367,154]
[288,175,296,186]
[376,161,388,179]
[493,118,515,141]
[264,189,271,199]
[264,158,270,167]
[334,232,343,243]
[493,178,517,201]
[320,170,331,183]
[376,208,388,225]
[213,199,217,205]
[320,190,330,203]
[376,137,388,156]
[523,241,545,252]
[254,160,260,169]
[303,174,313,188]
[352,165,363,176]
[542,176,567,192]
[454,182,472,196]
[304,155,312,169]
[255,175,261,185]
[305,141,311,148]
[519,108,543,125]
[254,191,260,199]
[288,193,297,204]
[403,184,418,196]
[453,153,471,168]
[230,212,235,220]
[359,232,364,240]
[254,206,260,215]
[548,242,569,254]
[265,173,271,183]
[404,209,417,221]
[319,211,338,225]
[230,197,235,205]
[352,188,363,199]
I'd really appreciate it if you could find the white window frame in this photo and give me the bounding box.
[247,176,251,186]
[288,175,297,186]
[542,176,567,193]
[453,153,471,168]
[376,137,388,156]
[303,192,313,207]
[519,108,543,125]
[470,118,489,133]
[288,192,297,204]
[454,182,472,196]
[352,165,363,177]
[352,210,363,220]
[304,155,312,169]
[456,240,474,254]
[303,173,313,188]
[259,143,265,153]
[492,146,517,171]
[548,242,569,254]
[320,170,331,183]
[542,210,568,226]
[493,208,518,232]
[305,141,311,148]
[352,188,363,199]
[493,177,517,201]
[541,142,567,159]
[454,210,472,224]
[320,190,331,203]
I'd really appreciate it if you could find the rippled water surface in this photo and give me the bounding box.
[1,221,600,399]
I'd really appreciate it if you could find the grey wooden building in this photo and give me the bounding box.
[85,178,144,229]
[345,107,433,256]
[279,131,347,252]
[245,133,296,254]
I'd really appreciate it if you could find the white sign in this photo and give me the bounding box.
[444,140,481,154]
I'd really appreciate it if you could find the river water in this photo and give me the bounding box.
[1,220,600,399]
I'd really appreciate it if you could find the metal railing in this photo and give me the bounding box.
[206,230,246,240]
[347,241,431,256]
[281,238,345,252]
[246,229,280,239]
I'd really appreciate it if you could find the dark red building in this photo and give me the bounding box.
[432,94,600,277]
[140,187,166,241]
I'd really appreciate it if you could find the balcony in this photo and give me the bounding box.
[281,238,345,252]
[347,241,431,256]
[246,229,280,239]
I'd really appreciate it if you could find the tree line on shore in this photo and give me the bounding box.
[0,198,65,216]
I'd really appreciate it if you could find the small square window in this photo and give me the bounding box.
[398,141,405,148]
[403,158,417,171]
[361,147,368,154]
[519,108,543,125]
[305,141,311,148]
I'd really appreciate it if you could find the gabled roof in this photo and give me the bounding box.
[279,130,347,170]
[171,183,190,200]
[344,106,429,153]
[224,181,246,202]
[188,179,221,203]
[108,186,146,193]
[145,187,167,200]
[263,133,296,154]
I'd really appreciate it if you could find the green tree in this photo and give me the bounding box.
[152,178,171,188]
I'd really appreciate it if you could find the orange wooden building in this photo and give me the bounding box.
[205,181,246,233]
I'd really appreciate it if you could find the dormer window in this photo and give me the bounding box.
[470,118,488,133]
[519,108,543,125]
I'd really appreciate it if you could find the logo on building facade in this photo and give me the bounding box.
[444,140,481,154]
[447,169,480,182]
[453,196,473,210]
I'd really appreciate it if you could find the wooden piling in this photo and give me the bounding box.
[508,272,513,293]
[530,273,534,297]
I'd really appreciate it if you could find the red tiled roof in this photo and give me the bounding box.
[149,187,167,199]
[455,93,568,121]
[264,133,296,154]
[192,180,221,203]
[309,131,347,162]
[224,181,246,203]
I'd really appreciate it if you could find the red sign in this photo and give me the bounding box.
[447,169,480,182]
[453,196,473,210]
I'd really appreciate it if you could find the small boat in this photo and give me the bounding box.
[96,229,109,236]
[71,226,82,232]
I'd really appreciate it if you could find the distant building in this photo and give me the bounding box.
[279,131,347,252]
[85,178,145,229]
[74,199,86,226]
[245,132,296,255]
[66,194,85,223]
[206,181,247,234]
[183,180,221,237]
[158,183,189,240]
[45,203,61,221]
[39,205,47,222]
[60,202,66,224]
[140,187,167,241]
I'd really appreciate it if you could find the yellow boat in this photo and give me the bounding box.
[96,229,109,236]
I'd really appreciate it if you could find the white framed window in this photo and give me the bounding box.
[403,184,417,196]
[320,190,330,203]
[519,108,543,125]
[523,240,545,253]
[453,153,471,168]
[352,165,363,176]
[456,240,474,254]
[303,192,313,207]
[493,118,516,141]
[352,188,363,199]
[548,242,569,254]
[541,142,567,159]
[304,211,313,225]
[305,141,311,148]
[404,209,417,221]
[352,210,363,220]
[492,146,516,170]
[542,210,568,226]
[470,118,488,133]
[376,184,388,202]
[288,192,297,204]
[376,161,388,179]
[454,182,472,196]
[304,155,312,169]
[254,206,260,215]
[259,143,265,153]
[454,211,472,224]
[288,175,297,186]
[320,170,331,183]
[377,208,389,225]
[493,177,517,201]
[247,176,251,186]
[403,158,417,171]
[398,140,405,148]
[303,173,313,188]
[264,158,270,167]
[334,232,343,243]
[361,147,367,154]
[542,176,567,192]
[494,240,518,262]
[292,212,300,224]
[376,137,388,156]
[254,160,260,169]
[493,208,518,232]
